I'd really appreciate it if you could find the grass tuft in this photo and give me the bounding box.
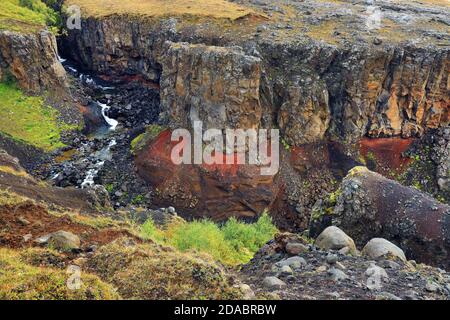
[0,82,76,151]
[141,211,278,266]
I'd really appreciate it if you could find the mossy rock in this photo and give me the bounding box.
[130,124,165,155]
[86,237,243,300]
[0,247,120,300]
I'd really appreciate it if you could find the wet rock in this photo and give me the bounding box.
[362,238,407,262]
[315,226,357,254]
[263,276,286,290]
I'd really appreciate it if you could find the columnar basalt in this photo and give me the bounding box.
[159,42,262,131]
[0,30,67,94]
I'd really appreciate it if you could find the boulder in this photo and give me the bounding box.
[37,231,81,252]
[315,226,357,254]
[263,276,286,290]
[362,238,407,262]
[285,242,309,256]
[325,166,450,269]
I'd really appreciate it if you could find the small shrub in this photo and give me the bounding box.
[141,212,278,265]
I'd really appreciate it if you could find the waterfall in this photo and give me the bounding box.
[98,102,119,130]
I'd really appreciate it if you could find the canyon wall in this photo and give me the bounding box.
[0,30,67,94]
[61,10,449,224]
[63,16,449,145]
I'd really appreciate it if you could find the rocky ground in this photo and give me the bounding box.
[241,229,450,300]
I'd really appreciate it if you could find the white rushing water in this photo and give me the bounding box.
[98,102,119,131]
[81,161,105,189]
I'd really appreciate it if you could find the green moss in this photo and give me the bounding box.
[0,0,59,33]
[0,247,120,300]
[86,238,242,300]
[130,124,165,154]
[131,194,145,205]
[141,211,278,266]
[0,82,75,151]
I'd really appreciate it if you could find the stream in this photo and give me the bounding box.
[51,57,123,189]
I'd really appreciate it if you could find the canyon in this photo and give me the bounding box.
[0,0,449,300]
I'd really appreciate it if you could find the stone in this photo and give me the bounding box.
[275,256,307,269]
[376,292,401,300]
[285,242,308,256]
[239,284,255,300]
[280,265,293,276]
[365,263,389,290]
[326,253,338,265]
[322,167,450,268]
[425,281,440,293]
[328,267,348,282]
[362,238,407,262]
[315,226,357,254]
[17,216,30,226]
[263,276,286,290]
[403,290,419,300]
[42,231,81,252]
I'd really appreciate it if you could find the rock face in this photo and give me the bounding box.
[134,130,279,221]
[315,166,450,269]
[160,42,262,131]
[62,1,449,145]
[60,0,449,226]
[0,30,67,94]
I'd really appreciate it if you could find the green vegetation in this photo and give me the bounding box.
[86,238,242,300]
[130,124,165,154]
[0,82,75,151]
[281,138,290,151]
[66,0,257,20]
[0,247,120,300]
[141,212,278,266]
[131,194,145,205]
[0,0,60,33]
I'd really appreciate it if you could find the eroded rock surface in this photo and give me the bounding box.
[312,166,450,269]
[0,30,67,94]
